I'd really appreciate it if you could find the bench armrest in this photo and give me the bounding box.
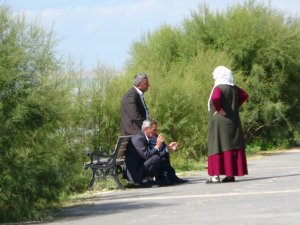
[87,151,113,164]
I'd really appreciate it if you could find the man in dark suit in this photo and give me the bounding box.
[125,119,188,185]
[121,73,149,136]
[149,135,188,184]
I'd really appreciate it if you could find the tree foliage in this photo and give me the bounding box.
[126,0,300,159]
[0,5,84,221]
[1,0,300,222]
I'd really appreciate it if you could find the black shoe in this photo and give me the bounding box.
[222,176,235,183]
[173,177,188,184]
[156,177,174,186]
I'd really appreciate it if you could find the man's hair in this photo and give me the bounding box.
[133,73,148,86]
[142,118,157,130]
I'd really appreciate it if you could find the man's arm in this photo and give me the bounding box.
[124,90,145,126]
[149,136,169,157]
[133,135,159,160]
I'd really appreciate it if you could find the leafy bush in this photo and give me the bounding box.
[1,0,300,222]
[0,5,85,222]
[126,0,300,157]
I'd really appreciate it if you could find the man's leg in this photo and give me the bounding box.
[161,154,188,184]
[160,153,176,179]
[143,155,161,178]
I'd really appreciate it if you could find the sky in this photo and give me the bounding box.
[4,0,300,71]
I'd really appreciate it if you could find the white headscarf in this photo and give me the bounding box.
[208,66,234,111]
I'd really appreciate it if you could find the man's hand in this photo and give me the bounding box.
[168,142,179,152]
[155,133,164,149]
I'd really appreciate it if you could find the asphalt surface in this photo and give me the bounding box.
[43,148,300,225]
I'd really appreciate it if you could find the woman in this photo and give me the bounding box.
[206,66,249,183]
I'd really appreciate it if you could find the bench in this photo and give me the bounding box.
[84,135,131,189]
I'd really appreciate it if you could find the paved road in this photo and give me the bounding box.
[44,148,300,225]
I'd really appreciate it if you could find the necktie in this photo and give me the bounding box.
[141,94,149,118]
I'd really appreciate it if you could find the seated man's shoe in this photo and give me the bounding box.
[156,177,174,186]
[222,176,235,183]
[173,177,189,184]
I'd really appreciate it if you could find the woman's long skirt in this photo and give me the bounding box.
[208,148,248,176]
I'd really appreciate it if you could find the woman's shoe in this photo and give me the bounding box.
[222,176,235,182]
[205,176,220,184]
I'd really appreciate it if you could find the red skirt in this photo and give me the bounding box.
[208,148,248,176]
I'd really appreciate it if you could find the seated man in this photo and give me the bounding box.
[149,134,188,184]
[124,119,188,185]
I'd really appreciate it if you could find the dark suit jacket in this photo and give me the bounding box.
[125,131,159,183]
[121,87,147,135]
[149,136,177,180]
[149,136,168,157]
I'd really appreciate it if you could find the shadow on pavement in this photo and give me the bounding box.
[46,201,171,223]
[239,173,300,182]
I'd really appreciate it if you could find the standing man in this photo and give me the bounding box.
[121,74,188,184]
[121,73,149,136]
